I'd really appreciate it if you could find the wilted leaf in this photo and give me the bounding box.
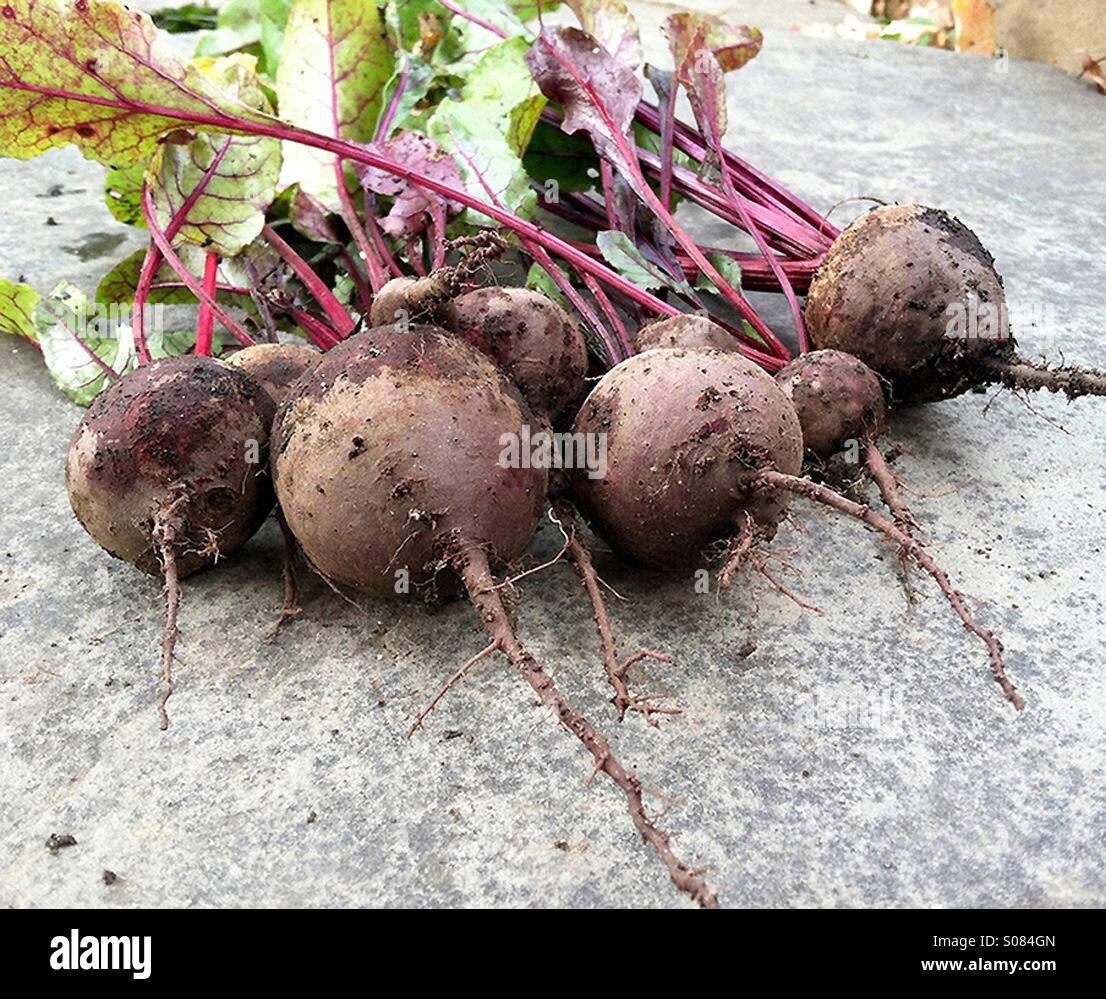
[665,12,762,73]
[526,26,643,181]
[664,13,729,143]
[0,0,268,166]
[0,278,40,341]
[287,185,341,243]
[564,0,643,72]
[358,131,465,238]
[952,0,996,57]
[275,0,393,211]
[149,55,282,256]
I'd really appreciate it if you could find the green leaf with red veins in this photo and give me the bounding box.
[95,249,194,306]
[0,278,40,340]
[96,239,282,307]
[274,0,393,212]
[0,0,268,166]
[34,281,194,406]
[149,54,282,255]
[455,37,545,158]
[428,102,536,226]
[525,26,643,183]
[424,36,543,225]
[663,14,728,143]
[664,12,762,73]
[565,0,642,72]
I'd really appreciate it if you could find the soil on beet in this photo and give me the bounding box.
[67,356,276,578]
[271,324,548,597]
[805,204,1017,402]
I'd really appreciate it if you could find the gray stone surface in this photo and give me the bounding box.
[1,3,1104,909]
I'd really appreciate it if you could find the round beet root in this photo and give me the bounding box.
[67,355,276,578]
[775,350,887,461]
[452,287,589,424]
[635,315,741,354]
[806,204,1016,402]
[225,342,319,408]
[271,325,548,597]
[572,348,803,571]
[368,275,460,331]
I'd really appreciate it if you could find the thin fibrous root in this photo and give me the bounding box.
[754,470,1024,711]
[718,513,760,591]
[152,515,183,732]
[407,640,499,739]
[455,545,718,908]
[552,502,679,726]
[267,513,303,643]
[983,355,1106,400]
[421,232,509,303]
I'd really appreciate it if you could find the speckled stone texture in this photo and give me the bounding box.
[0,2,1103,908]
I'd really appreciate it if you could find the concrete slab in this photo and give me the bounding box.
[0,3,1103,908]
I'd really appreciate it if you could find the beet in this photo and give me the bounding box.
[635,315,741,354]
[572,348,803,571]
[67,356,275,578]
[66,355,276,727]
[805,204,1010,402]
[571,347,1022,710]
[367,275,457,329]
[452,286,589,424]
[271,324,546,597]
[805,204,1106,402]
[225,342,319,408]
[272,324,719,906]
[775,349,887,461]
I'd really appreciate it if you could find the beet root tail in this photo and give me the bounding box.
[267,512,303,643]
[454,544,719,908]
[153,531,182,732]
[983,355,1106,400]
[552,502,678,726]
[755,470,1024,711]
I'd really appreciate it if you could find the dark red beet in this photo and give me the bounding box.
[67,355,275,578]
[572,348,803,571]
[67,355,276,728]
[805,204,1014,402]
[271,324,547,597]
[452,286,589,424]
[775,349,887,461]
